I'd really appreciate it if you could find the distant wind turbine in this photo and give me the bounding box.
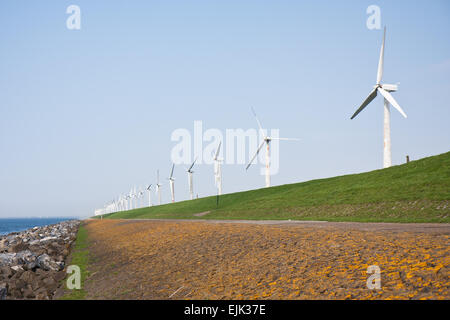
[186,158,197,200]
[350,27,407,168]
[138,187,145,208]
[168,163,175,203]
[146,184,153,207]
[246,107,299,188]
[156,170,162,205]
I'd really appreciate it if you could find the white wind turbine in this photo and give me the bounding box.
[133,186,138,209]
[246,108,299,188]
[168,163,175,203]
[123,194,128,211]
[350,27,407,168]
[186,158,197,200]
[128,189,134,210]
[146,184,153,207]
[213,141,223,195]
[155,170,162,205]
[138,187,145,208]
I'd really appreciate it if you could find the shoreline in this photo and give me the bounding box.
[0,220,80,300]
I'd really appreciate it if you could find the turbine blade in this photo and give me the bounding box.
[377,87,407,118]
[350,88,378,119]
[214,141,222,160]
[251,107,265,137]
[377,26,386,84]
[246,140,266,170]
[271,137,300,141]
[188,157,197,172]
[170,163,175,179]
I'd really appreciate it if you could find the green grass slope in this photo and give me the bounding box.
[100,152,450,223]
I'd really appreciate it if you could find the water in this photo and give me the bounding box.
[0,218,76,236]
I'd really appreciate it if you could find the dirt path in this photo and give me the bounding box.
[82,219,449,300]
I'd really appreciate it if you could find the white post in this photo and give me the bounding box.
[265,141,271,188]
[383,98,392,168]
[158,186,161,205]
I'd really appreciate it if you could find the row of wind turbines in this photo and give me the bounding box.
[95,27,408,215]
[98,141,224,214]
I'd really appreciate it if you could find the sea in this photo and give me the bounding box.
[0,218,77,236]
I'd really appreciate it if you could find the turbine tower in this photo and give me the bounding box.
[146,184,153,207]
[168,163,175,203]
[213,141,223,195]
[246,107,299,188]
[138,187,144,208]
[187,158,197,200]
[133,186,138,209]
[129,189,134,210]
[350,27,407,168]
[156,170,162,205]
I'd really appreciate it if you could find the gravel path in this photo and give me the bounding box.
[83,219,449,300]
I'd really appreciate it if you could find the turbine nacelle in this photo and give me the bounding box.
[374,83,398,92]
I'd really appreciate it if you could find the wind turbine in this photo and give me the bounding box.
[186,158,197,200]
[128,189,134,210]
[168,163,175,203]
[246,107,299,188]
[350,27,407,168]
[124,194,129,211]
[213,142,223,195]
[138,187,145,208]
[133,186,138,209]
[156,170,162,205]
[146,184,153,207]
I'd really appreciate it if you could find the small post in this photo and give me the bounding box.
[406,155,410,163]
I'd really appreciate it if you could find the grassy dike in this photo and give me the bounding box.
[59,223,90,300]
[98,151,450,223]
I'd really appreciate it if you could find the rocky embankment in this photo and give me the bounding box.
[0,220,80,300]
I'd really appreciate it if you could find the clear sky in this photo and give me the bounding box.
[0,1,449,218]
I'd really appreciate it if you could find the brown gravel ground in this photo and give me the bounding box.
[82,219,449,300]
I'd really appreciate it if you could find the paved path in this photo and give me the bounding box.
[99,218,450,234]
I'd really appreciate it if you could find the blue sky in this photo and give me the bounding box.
[0,1,449,218]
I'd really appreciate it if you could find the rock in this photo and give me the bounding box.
[0,220,80,299]
[35,288,49,300]
[53,271,66,282]
[36,254,62,271]
[23,287,35,299]
[0,239,7,252]
[20,270,36,285]
[0,253,16,266]
[40,236,58,243]
[0,284,7,300]
[0,266,13,279]
[15,250,36,266]
[11,241,29,253]
[9,288,22,299]
[43,277,57,289]
[11,265,24,273]
[10,279,27,291]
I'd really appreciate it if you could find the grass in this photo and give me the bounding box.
[99,151,450,223]
[59,224,90,300]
